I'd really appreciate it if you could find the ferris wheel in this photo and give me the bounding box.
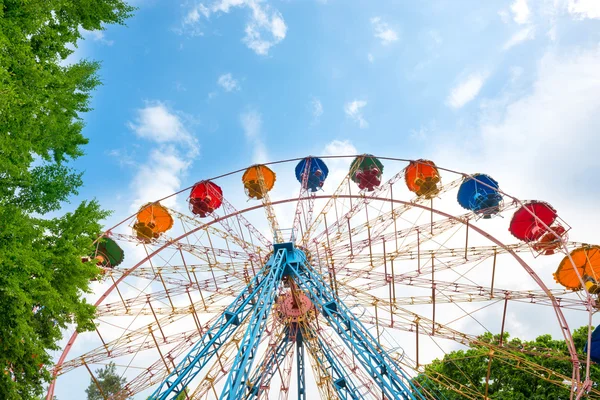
[45,155,600,400]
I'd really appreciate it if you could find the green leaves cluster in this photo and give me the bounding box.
[0,0,133,398]
[416,326,600,399]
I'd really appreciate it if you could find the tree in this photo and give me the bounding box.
[85,362,130,400]
[0,1,134,398]
[415,326,600,399]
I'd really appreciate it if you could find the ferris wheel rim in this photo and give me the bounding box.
[47,154,594,399]
[46,187,584,399]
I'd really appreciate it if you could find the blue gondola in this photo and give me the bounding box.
[584,325,600,363]
[457,174,502,218]
[295,157,329,192]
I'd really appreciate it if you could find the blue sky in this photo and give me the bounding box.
[53,0,600,398]
[70,0,600,226]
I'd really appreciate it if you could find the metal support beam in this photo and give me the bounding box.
[149,253,277,399]
[297,333,306,400]
[291,262,425,400]
[219,249,288,399]
[150,243,425,400]
[245,328,294,399]
[300,321,361,400]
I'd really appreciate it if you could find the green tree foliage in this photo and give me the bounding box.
[415,326,600,399]
[0,0,133,398]
[85,362,130,400]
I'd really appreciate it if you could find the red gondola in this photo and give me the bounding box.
[189,181,223,217]
[509,201,557,242]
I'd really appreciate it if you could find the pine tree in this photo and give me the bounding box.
[85,362,130,400]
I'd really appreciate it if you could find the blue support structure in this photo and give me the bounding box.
[296,333,306,400]
[219,248,288,400]
[150,243,426,400]
[149,264,267,399]
[245,328,294,399]
[291,262,426,400]
[300,321,361,400]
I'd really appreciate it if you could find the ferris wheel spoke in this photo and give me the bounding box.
[316,325,383,399]
[188,318,259,400]
[343,277,584,310]
[339,281,580,311]
[328,217,465,287]
[58,314,196,375]
[108,232,252,263]
[298,320,341,399]
[355,302,594,394]
[107,263,247,289]
[170,208,263,253]
[123,314,252,399]
[290,193,316,245]
[220,197,272,248]
[95,281,241,318]
[309,169,408,247]
[323,212,462,262]
[311,177,463,258]
[301,169,354,245]
[246,323,294,399]
[118,329,202,397]
[171,207,267,270]
[274,340,296,400]
[325,202,462,264]
[246,165,283,243]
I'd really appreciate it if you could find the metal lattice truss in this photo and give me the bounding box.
[45,157,598,400]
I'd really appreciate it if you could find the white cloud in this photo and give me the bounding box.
[217,73,240,91]
[503,26,535,50]
[427,49,600,343]
[498,9,511,23]
[131,146,192,209]
[510,0,531,24]
[436,45,600,216]
[367,53,374,63]
[446,72,487,109]
[241,109,268,163]
[370,17,398,45]
[568,0,600,19]
[344,100,369,129]
[127,102,199,209]
[310,98,323,121]
[241,109,261,138]
[182,1,287,55]
[184,3,210,25]
[127,102,195,146]
[323,140,357,157]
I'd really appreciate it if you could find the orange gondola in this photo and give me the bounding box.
[554,246,600,293]
[405,159,441,198]
[133,202,173,242]
[242,165,276,200]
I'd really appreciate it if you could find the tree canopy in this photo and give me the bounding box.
[0,0,133,398]
[85,362,130,400]
[415,326,600,399]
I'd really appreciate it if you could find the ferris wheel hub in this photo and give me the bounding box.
[276,292,314,322]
